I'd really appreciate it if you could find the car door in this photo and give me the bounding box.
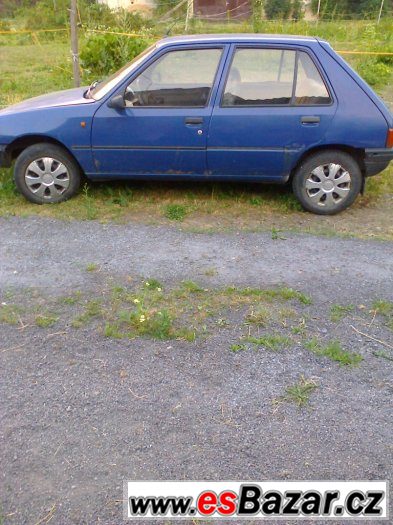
[91,46,227,177]
[207,45,337,180]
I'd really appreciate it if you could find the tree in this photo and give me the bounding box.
[264,0,292,19]
[292,0,304,19]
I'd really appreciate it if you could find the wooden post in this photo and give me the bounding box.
[185,0,193,31]
[317,0,321,18]
[70,0,80,87]
[377,0,385,24]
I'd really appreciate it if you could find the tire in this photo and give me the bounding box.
[292,150,362,215]
[14,143,82,204]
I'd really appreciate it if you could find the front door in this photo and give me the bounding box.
[91,46,225,177]
[207,46,337,180]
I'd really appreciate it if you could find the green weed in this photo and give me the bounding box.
[246,334,291,351]
[0,304,21,325]
[35,315,58,328]
[283,376,318,407]
[305,339,362,366]
[372,299,393,330]
[230,343,247,352]
[164,204,187,221]
[330,304,354,322]
[86,263,98,272]
[82,184,98,220]
[72,299,102,328]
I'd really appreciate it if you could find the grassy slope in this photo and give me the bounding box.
[0,22,392,238]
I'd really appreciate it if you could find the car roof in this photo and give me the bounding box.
[157,33,323,47]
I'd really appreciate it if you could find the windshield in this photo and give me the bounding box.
[89,44,156,100]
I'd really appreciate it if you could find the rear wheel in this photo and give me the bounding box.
[292,150,362,215]
[14,143,81,204]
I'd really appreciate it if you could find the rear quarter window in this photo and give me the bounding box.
[295,51,332,105]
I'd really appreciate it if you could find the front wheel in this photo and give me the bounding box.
[14,143,81,204]
[292,150,362,215]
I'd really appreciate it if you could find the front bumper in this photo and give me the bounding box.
[364,148,393,177]
[0,145,11,168]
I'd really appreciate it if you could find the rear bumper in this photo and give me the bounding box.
[0,145,11,168]
[364,148,393,177]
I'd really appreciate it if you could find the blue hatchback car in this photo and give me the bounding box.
[0,34,392,214]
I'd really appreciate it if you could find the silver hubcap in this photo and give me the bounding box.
[305,163,351,208]
[25,157,70,200]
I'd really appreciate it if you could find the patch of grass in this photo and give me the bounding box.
[86,263,98,272]
[291,318,307,336]
[246,334,291,351]
[283,376,318,407]
[82,184,98,221]
[72,299,102,328]
[271,227,286,240]
[0,304,21,325]
[164,204,187,221]
[330,304,355,322]
[245,306,271,326]
[373,350,393,362]
[60,291,82,305]
[180,280,204,293]
[119,307,175,340]
[223,286,312,305]
[275,288,312,305]
[305,339,363,366]
[35,315,58,328]
[143,278,163,291]
[372,299,393,330]
[230,343,247,353]
[104,323,124,338]
[249,196,263,206]
[204,267,218,277]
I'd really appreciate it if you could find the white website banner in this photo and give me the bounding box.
[124,480,388,520]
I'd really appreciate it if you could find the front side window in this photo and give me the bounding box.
[222,47,331,107]
[125,48,222,107]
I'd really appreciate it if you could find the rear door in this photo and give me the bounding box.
[207,45,337,180]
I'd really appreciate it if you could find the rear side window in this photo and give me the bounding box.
[126,48,222,107]
[222,48,331,107]
[295,51,331,105]
[222,48,296,106]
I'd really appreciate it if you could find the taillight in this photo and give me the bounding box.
[387,129,393,148]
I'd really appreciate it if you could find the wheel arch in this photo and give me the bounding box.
[5,134,83,171]
[290,144,366,180]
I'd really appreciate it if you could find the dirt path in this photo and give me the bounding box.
[0,217,392,524]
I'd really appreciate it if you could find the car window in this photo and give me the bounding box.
[295,51,331,105]
[125,48,222,107]
[222,48,296,106]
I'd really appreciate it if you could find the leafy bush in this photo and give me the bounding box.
[356,57,392,87]
[16,0,69,29]
[80,33,149,78]
[0,19,10,31]
[264,0,292,19]
[311,0,391,19]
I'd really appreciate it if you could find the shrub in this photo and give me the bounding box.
[264,0,292,19]
[356,57,392,87]
[80,33,149,78]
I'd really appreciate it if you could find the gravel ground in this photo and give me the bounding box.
[0,216,392,525]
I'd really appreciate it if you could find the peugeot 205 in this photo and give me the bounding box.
[0,34,392,215]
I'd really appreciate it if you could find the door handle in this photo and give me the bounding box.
[185,117,203,125]
[301,116,320,124]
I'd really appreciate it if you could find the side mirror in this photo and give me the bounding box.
[108,94,125,110]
